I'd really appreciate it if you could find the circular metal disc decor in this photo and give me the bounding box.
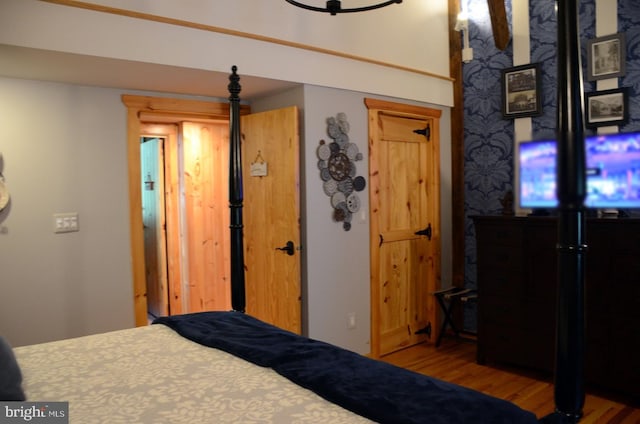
[316,113,367,231]
[328,153,352,181]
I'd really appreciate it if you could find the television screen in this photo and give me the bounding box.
[586,132,640,208]
[518,131,640,210]
[518,139,558,209]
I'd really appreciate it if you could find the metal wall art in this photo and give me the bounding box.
[317,113,366,231]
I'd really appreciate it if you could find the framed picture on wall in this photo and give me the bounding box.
[501,63,542,119]
[585,88,628,127]
[586,33,626,81]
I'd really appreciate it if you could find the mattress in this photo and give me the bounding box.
[14,324,372,423]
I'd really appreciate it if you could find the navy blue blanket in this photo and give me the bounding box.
[154,312,538,424]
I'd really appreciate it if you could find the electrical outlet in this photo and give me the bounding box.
[53,212,79,233]
[347,312,356,329]
[462,47,473,62]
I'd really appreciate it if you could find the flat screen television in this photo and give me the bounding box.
[518,131,640,212]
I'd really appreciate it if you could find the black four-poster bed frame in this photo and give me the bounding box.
[546,0,587,421]
[228,65,246,314]
[225,0,587,420]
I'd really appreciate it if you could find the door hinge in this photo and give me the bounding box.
[415,322,432,338]
[414,223,432,241]
[413,123,431,141]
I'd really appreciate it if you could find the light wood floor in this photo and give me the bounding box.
[379,338,640,423]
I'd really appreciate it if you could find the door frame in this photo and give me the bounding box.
[140,124,183,315]
[366,98,443,357]
[122,95,250,326]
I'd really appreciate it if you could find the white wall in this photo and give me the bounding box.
[0,0,453,107]
[0,77,135,346]
[80,0,450,78]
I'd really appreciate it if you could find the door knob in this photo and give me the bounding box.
[276,241,295,256]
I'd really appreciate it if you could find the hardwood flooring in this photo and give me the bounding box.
[379,338,640,423]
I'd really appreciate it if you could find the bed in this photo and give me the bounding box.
[10,316,371,424]
[7,311,537,423]
[2,1,587,419]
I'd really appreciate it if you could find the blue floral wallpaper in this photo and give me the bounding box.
[462,0,640,331]
[619,1,640,133]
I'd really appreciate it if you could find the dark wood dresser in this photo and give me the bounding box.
[473,215,640,401]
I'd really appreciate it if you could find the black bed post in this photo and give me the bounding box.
[544,0,587,422]
[228,65,246,313]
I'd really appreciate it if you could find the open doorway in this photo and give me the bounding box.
[123,96,252,326]
[140,136,169,319]
[139,121,232,318]
[124,95,302,331]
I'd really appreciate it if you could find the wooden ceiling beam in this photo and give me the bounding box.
[487,0,510,50]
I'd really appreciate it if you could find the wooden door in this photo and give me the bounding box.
[181,121,231,313]
[241,106,301,333]
[367,99,442,357]
[140,138,169,317]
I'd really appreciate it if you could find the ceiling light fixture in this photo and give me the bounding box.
[285,0,402,15]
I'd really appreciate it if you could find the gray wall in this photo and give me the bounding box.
[0,77,134,346]
[0,77,451,355]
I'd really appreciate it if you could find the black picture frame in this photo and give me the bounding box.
[501,63,542,119]
[586,33,626,81]
[585,87,628,128]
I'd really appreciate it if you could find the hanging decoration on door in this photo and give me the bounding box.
[316,113,366,231]
[250,150,268,177]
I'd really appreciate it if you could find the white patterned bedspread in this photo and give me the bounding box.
[14,324,372,424]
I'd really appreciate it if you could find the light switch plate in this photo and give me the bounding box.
[53,212,79,233]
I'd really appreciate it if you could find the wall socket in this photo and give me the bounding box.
[53,212,79,233]
[462,47,474,62]
[347,312,356,329]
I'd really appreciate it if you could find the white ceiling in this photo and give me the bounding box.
[0,44,300,101]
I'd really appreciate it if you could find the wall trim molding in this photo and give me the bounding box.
[512,0,532,145]
[595,0,619,132]
[40,0,453,83]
